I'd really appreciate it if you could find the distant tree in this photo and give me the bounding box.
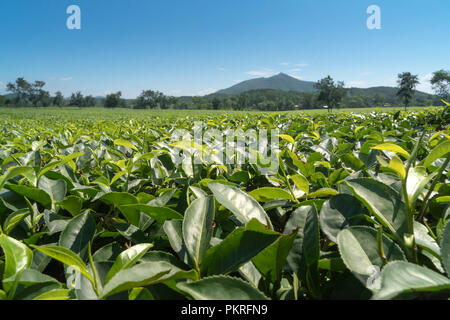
[212,97,221,110]
[30,81,51,107]
[69,91,85,107]
[104,91,123,108]
[396,72,420,111]
[314,76,347,113]
[84,95,97,107]
[53,91,65,107]
[6,77,32,106]
[135,90,174,109]
[430,70,450,102]
[0,95,5,106]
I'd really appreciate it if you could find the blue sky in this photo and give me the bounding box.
[0,0,449,98]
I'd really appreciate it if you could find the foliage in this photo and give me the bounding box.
[431,70,450,101]
[0,107,448,300]
[397,72,420,112]
[104,92,124,109]
[314,76,347,112]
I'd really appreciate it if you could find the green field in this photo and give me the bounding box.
[0,106,439,120]
[0,106,449,300]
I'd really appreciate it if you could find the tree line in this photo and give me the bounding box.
[1,70,449,111]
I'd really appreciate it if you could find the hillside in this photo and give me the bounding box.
[215,72,316,95]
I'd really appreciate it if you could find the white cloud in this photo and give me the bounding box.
[195,88,217,96]
[233,79,243,83]
[170,89,183,95]
[280,62,290,66]
[290,75,304,80]
[347,80,366,87]
[246,69,276,78]
[59,77,73,81]
[0,81,5,88]
[288,68,302,73]
[417,73,433,93]
[217,67,226,71]
[296,63,309,67]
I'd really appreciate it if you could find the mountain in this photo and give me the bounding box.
[215,73,316,95]
[213,74,434,100]
[347,86,433,100]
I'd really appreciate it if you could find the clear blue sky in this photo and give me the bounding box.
[0,0,449,98]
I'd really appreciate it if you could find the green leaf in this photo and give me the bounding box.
[30,245,93,285]
[414,221,441,259]
[119,204,183,225]
[129,287,154,300]
[252,231,297,284]
[5,184,51,208]
[114,139,138,151]
[387,155,406,180]
[423,140,450,168]
[58,196,83,217]
[291,173,309,195]
[163,220,193,267]
[33,289,74,300]
[38,176,67,202]
[177,276,268,300]
[208,182,272,228]
[345,179,408,240]
[337,226,406,288]
[100,262,171,299]
[373,261,450,300]
[248,187,293,202]
[182,196,215,269]
[285,206,320,276]
[105,243,153,284]
[59,212,96,260]
[341,153,365,171]
[371,143,410,159]
[39,153,84,178]
[319,194,366,243]
[0,234,33,292]
[303,188,338,199]
[278,134,295,145]
[100,192,139,224]
[406,167,437,209]
[200,219,280,276]
[100,192,138,207]
[441,221,450,276]
[3,209,29,235]
[0,166,33,190]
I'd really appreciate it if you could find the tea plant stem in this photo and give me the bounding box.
[418,155,450,222]
[88,242,101,297]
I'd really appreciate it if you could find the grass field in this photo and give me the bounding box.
[0,106,441,121]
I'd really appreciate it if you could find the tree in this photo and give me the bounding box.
[53,91,65,107]
[83,95,97,107]
[29,81,51,107]
[69,91,85,107]
[6,77,32,106]
[396,72,419,111]
[0,95,5,106]
[135,90,174,109]
[212,97,221,110]
[104,91,123,108]
[314,76,347,113]
[430,70,450,102]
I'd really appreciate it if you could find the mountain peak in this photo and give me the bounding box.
[215,72,316,95]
